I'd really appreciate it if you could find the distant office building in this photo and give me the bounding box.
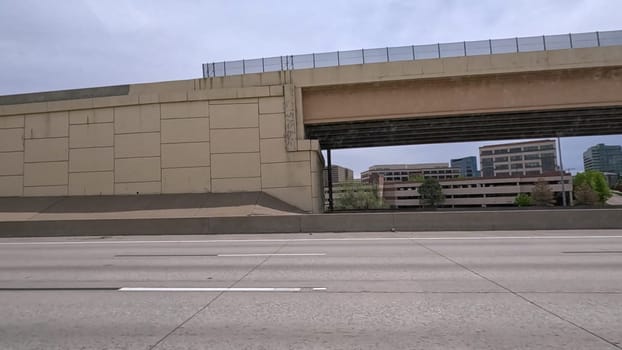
[450,156,480,177]
[361,163,460,183]
[583,144,622,176]
[323,165,354,184]
[383,172,572,208]
[479,140,557,177]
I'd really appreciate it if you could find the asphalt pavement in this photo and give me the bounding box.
[1,230,622,349]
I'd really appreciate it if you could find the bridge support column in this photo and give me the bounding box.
[327,148,334,211]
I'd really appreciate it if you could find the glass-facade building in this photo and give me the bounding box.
[450,156,480,177]
[583,144,622,175]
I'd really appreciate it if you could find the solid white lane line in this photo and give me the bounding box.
[2,235,622,245]
[312,287,328,291]
[216,253,326,257]
[118,287,302,292]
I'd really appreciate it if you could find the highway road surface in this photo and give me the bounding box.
[1,230,622,349]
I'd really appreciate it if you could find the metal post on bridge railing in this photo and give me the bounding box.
[261,57,265,73]
[242,59,246,74]
[437,43,440,58]
[596,31,601,46]
[385,47,389,62]
[515,37,519,52]
[463,41,467,56]
[361,49,365,64]
[312,53,316,68]
[542,35,547,51]
[337,51,340,66]
[569,33,573,48]
[411,45,416,60]
[327,148,334,211]
[557,136,567,207]
[488,39,492,54]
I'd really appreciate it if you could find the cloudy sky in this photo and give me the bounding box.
[1,0,621,176]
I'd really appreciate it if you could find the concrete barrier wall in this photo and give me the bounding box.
[1,209,620,237]
[0,82,324,213]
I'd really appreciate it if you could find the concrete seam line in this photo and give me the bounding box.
[415,241,622,350]
[149,241,288,349]
[147,290,225,350]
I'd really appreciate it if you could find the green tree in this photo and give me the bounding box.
[574,182,599,206]
[334,182,386,210]
[514,193,533,207]
[574,171,612,204]
[418,178,444,208]
[531,179,556,207]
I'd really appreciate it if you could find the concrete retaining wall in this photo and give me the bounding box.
[1,209,620,237]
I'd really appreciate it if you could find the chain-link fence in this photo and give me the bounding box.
[202,30,622,78]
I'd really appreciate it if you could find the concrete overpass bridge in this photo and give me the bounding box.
[1,31,621,212]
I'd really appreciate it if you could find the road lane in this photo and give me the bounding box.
[1,230,621,349]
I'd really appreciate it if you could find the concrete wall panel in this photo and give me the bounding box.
[69,148,114,172]
[260,138,286,163]
[23,162,68,186]
[0,152,24,176]
[269,85,284,96]
[69,123,113,148]
[0,176,23,196]
[259,97,284,114]
[160,102,187,119]
[211,153,260,178]
[310,150,323,173]
[23,185,68,197]
[0,129,24,152]
[69,172,114,195]
[24,112,68,139]
[0,116,24,129]
[161,101,208,119]
[210,128,259,154]
[162,167,211,193]
[161,142,210,168]
[260,139,310,164]
[69,108,113,125]
[161,118,210,143]
[263,186,312,212]
[114,132,160,158]
[114,157,161,183]
[209,103,258,129]
[261,161,311,188]
[212,177,261,192]
[114,105,160,134]
[24,138,68,162]
[114,181,161,195]
[259,113,285,139]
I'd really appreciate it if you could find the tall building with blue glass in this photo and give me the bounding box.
[450,156,480,177]
[583,144,622,175]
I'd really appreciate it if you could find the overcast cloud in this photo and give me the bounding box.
[1,0,620,176]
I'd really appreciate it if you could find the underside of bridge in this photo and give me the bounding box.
[305,106,622,149]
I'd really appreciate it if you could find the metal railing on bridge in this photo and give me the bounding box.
[202,30,622,78]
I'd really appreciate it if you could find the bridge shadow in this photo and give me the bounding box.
[0,192,304,215]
